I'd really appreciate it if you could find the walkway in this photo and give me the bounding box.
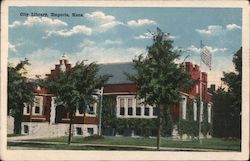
[7,140,232,152]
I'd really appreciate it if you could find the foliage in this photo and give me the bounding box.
[45,61,110,143]
[177,100,212,139]
[127,28,193,149]
[178,100,198,138]
[102,96,173,137]
[214,48,242,138]
[221,48,242,115]
[101,95,117,129]
[201,102,212,136]
[127,28,193,106]
[8,59,35,134]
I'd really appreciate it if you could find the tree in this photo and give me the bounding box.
[46,61,110,144]
[8,59,34,134]
[212,87,234,137]
[216,47,242,138]
[128,28,193,150]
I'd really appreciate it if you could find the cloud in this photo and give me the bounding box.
[127,19,156,27]
[8,42,17,52]
[103,40,122,45]
[8,45,145,78]
[78,39,96,48]
[85,11,116,23]
[134,32,153,40]
[226,24,241,30]
[196,24,241,36]
[43,25,92,38]
[73,46,146,64]
[187,45,227,54]
[98,21,123,31]
[9,17,68,28]
[84,11,123,32]
[195,25,223,36]
[134,32,178,40]
[79,39,122,48]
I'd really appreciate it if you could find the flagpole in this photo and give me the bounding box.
[198,40,203,144]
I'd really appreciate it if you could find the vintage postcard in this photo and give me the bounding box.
[1,0,249,160]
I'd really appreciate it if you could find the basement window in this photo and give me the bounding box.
[87,128,94,135]
[76,127,83,135]
[24,125,29,134]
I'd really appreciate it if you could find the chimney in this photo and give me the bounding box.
[209,84,216,93]
[185,62,193,72]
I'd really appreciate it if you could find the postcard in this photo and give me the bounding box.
[1,0,249,160]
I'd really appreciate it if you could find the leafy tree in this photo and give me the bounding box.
[128,28,193,150]
[101,95,117,135]
[46,61,110,144]
[8,59,34,134]
[212,88,235,137]
[222,47,241,115]
[213,47,242,138]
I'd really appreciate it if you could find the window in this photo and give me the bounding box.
[144,107,150,116]
[23,103,30,115]
[193,101,197,121]
[33,96,42,115]
[136,107,141,116]
[120,98,125,108]
[182,96,187,120]
[35,106,40,114]
[76,127,83,135]
[88,105,94,113]
[120,107,125,115]
[24,125,29,134]
[153,108,158,116]
[196,84,199,94]
[87,128,94,135]
[128,107,133,115]
[26,105,30,114]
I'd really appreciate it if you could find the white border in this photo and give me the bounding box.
[1,0,249,160]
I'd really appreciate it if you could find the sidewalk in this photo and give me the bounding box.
[7,140,232,152]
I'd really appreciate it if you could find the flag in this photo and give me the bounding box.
[201,46,212,70]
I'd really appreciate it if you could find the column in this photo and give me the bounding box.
[149,106,153,117]
[50,97,56,125]
[124,98,128,117]
[132,97,136,117]
[116,97,120,117]
[141,104,145,117]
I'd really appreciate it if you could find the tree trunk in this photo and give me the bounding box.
[67,112,74,145]
[156,104,163,150]
[14,113,22,134]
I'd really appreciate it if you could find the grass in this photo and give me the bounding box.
[18,136,241,151]
[7,134,25,137]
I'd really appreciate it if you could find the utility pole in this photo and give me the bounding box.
[97,87,104,136]
[199,40,203,144]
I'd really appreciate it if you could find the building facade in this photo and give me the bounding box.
[20,57,213,138]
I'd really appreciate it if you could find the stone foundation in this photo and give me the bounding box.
[21,122,98,137]
[7,116,14,134]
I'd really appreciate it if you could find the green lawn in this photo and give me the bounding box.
[7,142,148,150]
[21,136,241,151]
[7,134,25,137]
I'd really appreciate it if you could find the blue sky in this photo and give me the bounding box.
[8,7,242,87]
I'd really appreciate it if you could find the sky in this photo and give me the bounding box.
[8,7,242,87]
